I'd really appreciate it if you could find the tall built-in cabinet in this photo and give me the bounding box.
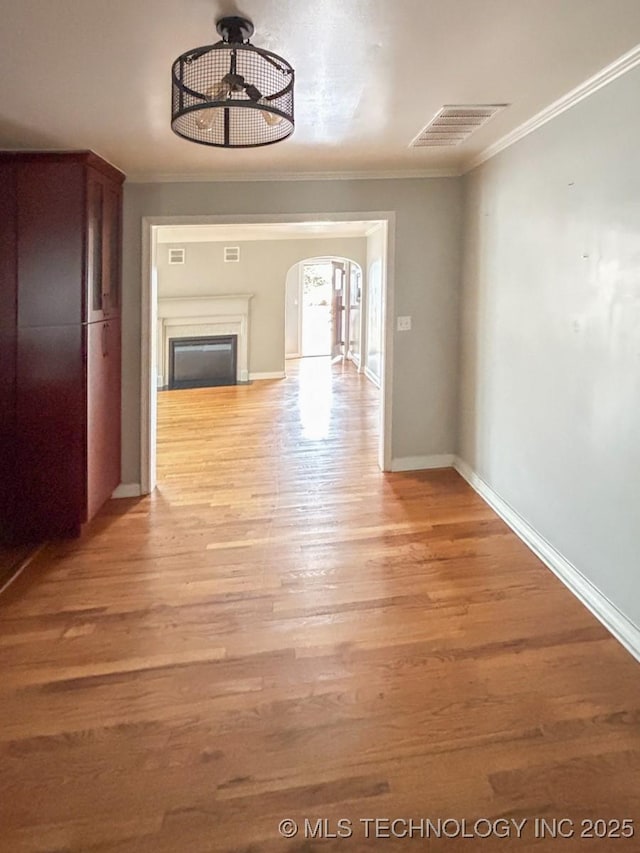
[0,151,125,542]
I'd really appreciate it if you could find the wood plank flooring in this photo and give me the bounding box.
[0,356,639,852]
[0,544,42,596]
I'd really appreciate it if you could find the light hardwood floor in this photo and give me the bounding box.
[0,357,639,852]
[0,544,41,595]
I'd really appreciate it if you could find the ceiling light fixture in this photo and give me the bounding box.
[171,15,294,148]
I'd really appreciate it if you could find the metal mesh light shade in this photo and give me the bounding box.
[171,42,294,148]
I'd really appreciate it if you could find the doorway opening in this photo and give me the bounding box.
[286,258,364,363]
[302,261,332,357]
[141,215,395,494]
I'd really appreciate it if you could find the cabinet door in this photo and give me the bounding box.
[103,182,122,317]
[15,324,85,540]
[87,320,110,519]
[0,162,17,539]
[86,174,105,323]
[87,173,122,321]
[18,161,85,327]
[86,319,121,521]
[106,317,121,494]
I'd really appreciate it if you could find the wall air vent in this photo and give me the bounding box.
[411,105,507,147]
[168,248,186,264]
[224,246,240,263]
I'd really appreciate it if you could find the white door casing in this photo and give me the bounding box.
[140,214,394,493]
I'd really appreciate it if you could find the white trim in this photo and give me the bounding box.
[380,213,396,471]
[466,43,640,172]
[141,212,396,487]
[297,262,304,357]
[364,365,381,388]
[391,454,455,472]
[140,219,156,495]
[249,371,286,381]
[358,249,368,376]
[127,169,460,184]
[112,483,143,498]
[453,457,640,664]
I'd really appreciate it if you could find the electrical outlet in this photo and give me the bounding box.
[396,316,412,332]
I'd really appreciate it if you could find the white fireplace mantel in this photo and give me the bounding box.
[157,294,253,385]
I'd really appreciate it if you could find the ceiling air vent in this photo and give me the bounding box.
[411,105,507,147]
[224,246,240,263]
[168,247,186,264]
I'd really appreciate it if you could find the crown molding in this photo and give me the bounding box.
[465,42,640,173]
[126,167,461,184]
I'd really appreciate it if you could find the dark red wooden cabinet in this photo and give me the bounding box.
[0,151,125,542]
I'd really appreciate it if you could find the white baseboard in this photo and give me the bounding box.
[364,366,381,388]
[249,371,286,381]
[112,483,143,499]
[391,454,455,472]
[453,457,640,663]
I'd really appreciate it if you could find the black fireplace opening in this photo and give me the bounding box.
[169,335,238,389]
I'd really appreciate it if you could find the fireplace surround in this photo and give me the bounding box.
[157,294,253,387]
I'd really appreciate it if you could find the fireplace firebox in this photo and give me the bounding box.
[169,335,238,389]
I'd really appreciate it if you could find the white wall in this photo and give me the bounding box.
[459,64,640,629]
[122,178,463,483]
[157,237,366,375]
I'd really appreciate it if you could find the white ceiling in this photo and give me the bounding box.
[157,221,378,243]
[1,1,640,180]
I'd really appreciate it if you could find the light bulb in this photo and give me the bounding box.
[195,82,230,131]
[243,82,282,126]
[196,109,217,131]
[194,83,284,131]
[260,100,283,126]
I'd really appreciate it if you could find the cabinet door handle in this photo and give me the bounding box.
[102,322,109,357]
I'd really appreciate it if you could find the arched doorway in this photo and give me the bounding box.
[285,256,363,365]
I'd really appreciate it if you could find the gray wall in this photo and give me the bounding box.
[459,65,640,627]
[157,237,367,374]
[123,178,463,482]
[284,263,300,357]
